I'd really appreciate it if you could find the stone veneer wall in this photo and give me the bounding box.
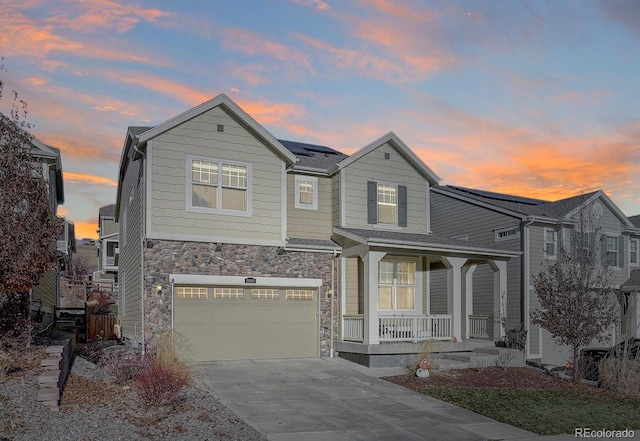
[142,240,338,356]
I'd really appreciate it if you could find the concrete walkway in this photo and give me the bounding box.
[194,357,577,441]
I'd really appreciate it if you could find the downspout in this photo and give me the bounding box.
[139,140,146,356]
[171,278,175,336]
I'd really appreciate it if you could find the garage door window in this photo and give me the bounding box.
[286,289,314,300]
[176,287,208,299]
[214,288,244,299]
[251,289,279,299]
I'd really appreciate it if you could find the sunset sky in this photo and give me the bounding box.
[1,0,638,239]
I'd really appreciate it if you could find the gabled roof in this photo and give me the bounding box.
[137,94,296,164]
[331,132,441,184]
[434,186,634,227]
[629,215,640,229]
[99,204,116,218]
[334,227,519,260]
[622,269,640,292]
[116,95,298,217]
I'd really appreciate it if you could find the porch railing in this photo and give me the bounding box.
[343,314,452,342]
[379,315,451,341]
[468,314,493,339]
[343,315,364,342]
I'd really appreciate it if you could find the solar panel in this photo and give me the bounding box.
[278,139,342,156]
[448,185,545,205]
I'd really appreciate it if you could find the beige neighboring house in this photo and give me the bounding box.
[28,140,74,327]
[94,204,119,288]
[115,94,520,365]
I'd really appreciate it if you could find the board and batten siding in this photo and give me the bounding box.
[287,174,333,240]
[148,106,284,244]
[342,143,428,233]
[119,154,144,343]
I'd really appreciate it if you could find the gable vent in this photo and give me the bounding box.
[384,152,390,160]
[217,124,224,132]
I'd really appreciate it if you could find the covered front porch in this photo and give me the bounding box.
[333,227,519,367]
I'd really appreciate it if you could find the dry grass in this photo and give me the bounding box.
[408,339,440,375]
[599,358,640,397]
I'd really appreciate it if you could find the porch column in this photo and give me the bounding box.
[362,250,386,345]
[491,260,508,340]
[443,257,467,343]
[463,264,477,338]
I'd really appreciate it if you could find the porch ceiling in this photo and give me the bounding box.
[333,227,520,260]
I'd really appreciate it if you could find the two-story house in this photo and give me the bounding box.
[28,140,74,327]
[621,215,640,339]
[431,185,637,366]
[115,94,519,364]
[94,204,119,287]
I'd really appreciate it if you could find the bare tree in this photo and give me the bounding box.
[0,58,62,296]
[531,215,619,380]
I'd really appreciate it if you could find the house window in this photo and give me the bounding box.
[631,239,638,266]
[251,289,279,300]
[544,228,557,259]
[378,260,415,310]
[105,241,118,266]
[285,289,314,300]
[188,156,250,214]
[294,175,318,210]
[367,181,407,227]
[176,287,208,299]
[495,226,520,242]
[214,287,244,299]
[604,235,619,267]
[377,184,397,225]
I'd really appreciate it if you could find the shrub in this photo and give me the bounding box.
[135,356,190,407]
[134,332,191,407]
[599,358,640,397]
[409,339,440,376]
[102,349,147,385]
[87,289,113,314]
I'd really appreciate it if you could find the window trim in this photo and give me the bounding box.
[294,175,318,210]
[495,226,520,242]
[544,228,557,260]
[631,239,639,267]
[377,259,417,312]
[367,180,407,228]
[603,234,621,268]
[185,155,252,217]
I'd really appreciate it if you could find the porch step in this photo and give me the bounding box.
[432,358,469,371]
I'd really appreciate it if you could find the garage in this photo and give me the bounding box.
[171,275,321,361]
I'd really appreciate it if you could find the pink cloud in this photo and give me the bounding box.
[64,172,117,187]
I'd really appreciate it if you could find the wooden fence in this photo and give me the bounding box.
[87,314,118,340]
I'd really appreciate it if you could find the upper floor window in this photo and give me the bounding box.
[631,239,638,266]
[294,175,318,210]
[495,226,520,242]
[544,228,557,259]
[604,235,621,267]
[188,156,251,215]
[367,181,407,227]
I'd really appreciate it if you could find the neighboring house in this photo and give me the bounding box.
[431,185,637,365]
[621,215,640,338]
[115,94,518,364]
[28,140,74,327]
[94,204,119,287]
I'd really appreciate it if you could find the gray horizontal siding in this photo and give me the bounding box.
[287,175,333,240]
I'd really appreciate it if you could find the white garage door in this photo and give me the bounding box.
[174,285,319,361]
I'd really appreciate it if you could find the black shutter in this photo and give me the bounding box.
[398,185,407,227]
[367,181,377,224]
[619,236,625,268]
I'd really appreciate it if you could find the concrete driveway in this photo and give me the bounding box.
[194,357,563,441]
